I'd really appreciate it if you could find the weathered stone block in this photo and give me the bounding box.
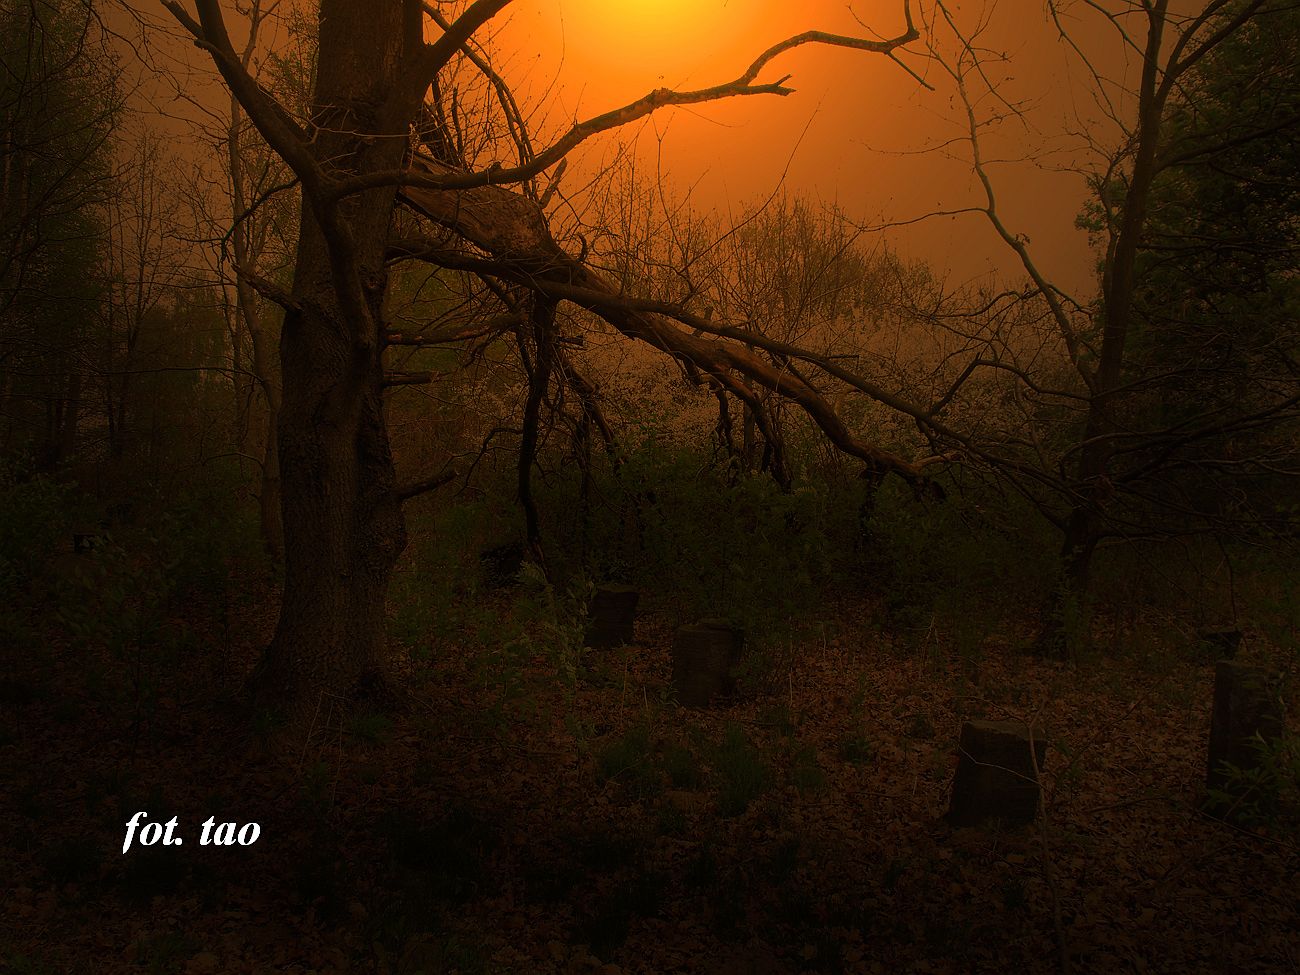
[585,585,639,648]
[946,720,1047,828]
[671,620,745,708]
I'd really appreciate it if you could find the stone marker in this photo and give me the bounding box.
[585,585,639,648]
[946,720,1047,828]
[671,619,745,707]
[1206,661,1284,806]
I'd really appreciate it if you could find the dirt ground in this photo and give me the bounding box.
[2,587,1297,974]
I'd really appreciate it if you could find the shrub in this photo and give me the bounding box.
[713,723,770,817]
[0,461,81,597]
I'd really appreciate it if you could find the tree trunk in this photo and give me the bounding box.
[1041,2,1170,656]
[252,277,405,711]
[228,80,285,564]
[518,296,555,567]
[249,0,421,715]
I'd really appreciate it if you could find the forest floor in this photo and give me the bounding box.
[2,577,1298,975]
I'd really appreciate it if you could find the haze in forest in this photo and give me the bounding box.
[500,0,1113,295]
[4,2,1297,971]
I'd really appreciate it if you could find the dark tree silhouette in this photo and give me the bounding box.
[162,0,924,719]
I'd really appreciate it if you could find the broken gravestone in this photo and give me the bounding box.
[584,585,639,648]
[671,619,745,708]
[1205,660,1284,812]
[946,720,1047,828]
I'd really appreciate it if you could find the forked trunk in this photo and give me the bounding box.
[249,0,424,716]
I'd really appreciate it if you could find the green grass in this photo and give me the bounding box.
[713,723,770,817]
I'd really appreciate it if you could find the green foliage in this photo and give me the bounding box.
[380,804,497,905]
[347,712,394,744]
[0,463,81,596]
[512,562,591,688]
[1078,2,1300,541]
[41,834,97,885]
[756,701,797,738]
[130,932,196,975]
[0,951,57,975]
[595,723,655,791]
[120,845,187,901]
[155,464,270,599]
[712,723,770,817]
[1206,731,1300,832]
[541,440,853,634]
[1,0,121,466]
[299,761,335,821]
[867,477,1058,640]
[661,741,703,788]
[789,741,827,794]
[387,499,488,656]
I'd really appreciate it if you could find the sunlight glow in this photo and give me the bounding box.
[558,0,775,91]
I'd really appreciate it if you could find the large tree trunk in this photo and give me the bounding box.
[250,0,420,714]
[252,271,405,710]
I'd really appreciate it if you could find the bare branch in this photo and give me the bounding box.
[330,11,924,200]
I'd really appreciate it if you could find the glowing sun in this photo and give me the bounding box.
[559,0,775,89]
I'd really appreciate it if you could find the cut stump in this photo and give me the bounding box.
[1206,661,1283,811]
[585,585,639,648]
[947,720,1046,828]
[671,620,745,708]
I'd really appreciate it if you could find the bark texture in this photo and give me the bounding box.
[251,0,427,713]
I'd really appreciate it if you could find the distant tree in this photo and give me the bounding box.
[898,0,1300,649]
[0,0,121,467]
[1121,2,1300,533]
[98,130,186,460]
[183,0,313,562]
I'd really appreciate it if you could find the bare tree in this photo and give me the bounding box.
[907,0,1300,649]
[182,0,314,562]
[98,129,185,459]
[159,0,926,718]
[0,0,122,466]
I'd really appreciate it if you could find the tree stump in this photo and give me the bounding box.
[585,585,639,648]
[671,620,745,708]
[1206,661,1284,808]
[946,720,1047,828]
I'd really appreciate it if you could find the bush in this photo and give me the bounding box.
[538,440,858,634]
[713,723,770,817]
[0,461,82,597]
[866,475,1059,640]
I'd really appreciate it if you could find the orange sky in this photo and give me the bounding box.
[492,0,1118,297]
[133,1,1128,299]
